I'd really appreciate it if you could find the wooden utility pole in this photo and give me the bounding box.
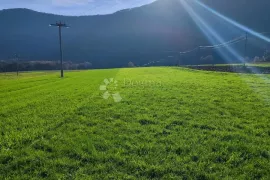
[15,54,19,76]
[197,47,201,64]
[178,53,182,67]
[244,32,248,66]
[49,21,69,78]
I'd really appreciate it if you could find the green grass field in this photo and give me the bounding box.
[1,67,270,179]
[212,62,270,67]
[246,62,270,67]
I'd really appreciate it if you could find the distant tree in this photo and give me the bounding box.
[0,61,6,72]
[263,50,270,62]
[76,62,92,70]
[63,63,70,70]
[0,61,87,72]
[71,64,79,70]
[253,56,261,63]
[244,56,251,63]
[128,62,135,67]
[84,62,92,69]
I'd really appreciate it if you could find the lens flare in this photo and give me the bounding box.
[179,0,244,63]
[195,0,270,43]
[180,0,270,93]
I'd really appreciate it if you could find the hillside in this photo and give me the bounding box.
[0,0,270,68]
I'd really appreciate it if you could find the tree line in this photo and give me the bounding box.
[0,61,92,73]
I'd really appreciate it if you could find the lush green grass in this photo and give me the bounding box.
[246,62,270,67]
[1,67,270,179]
[209,62,270,67]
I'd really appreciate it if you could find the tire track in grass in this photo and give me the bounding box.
[0,77,60,95]
[0,71,122,177]
[0,70,107,101]
[1,68,270,178]
[0,72,61,93]
[0,79,99,135]
[0,70,86,95]
[0,69,121,150]
[0,83,79,113]
[0,71,84,99]
[0,73,95,111]
[29,70,126,178]
[0,97,95,178]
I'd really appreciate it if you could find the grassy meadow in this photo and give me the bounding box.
[245,62,270,67]
[0,67,270,179]
[214,62,270,67]
[191,62,270,67]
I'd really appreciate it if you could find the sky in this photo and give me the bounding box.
[0,0,156,16]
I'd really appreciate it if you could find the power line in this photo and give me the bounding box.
[200,39,245,50]
[179,47,199,54]
[259,32,270,35]
[199,36,246,49]
[178,34,248,55]
[15,54,19,76]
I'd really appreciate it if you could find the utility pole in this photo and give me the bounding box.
[178,53,182,67]
[197,47,201,66]
[15,54,19,76]
[49,21,69,78]
[244,32,248,66]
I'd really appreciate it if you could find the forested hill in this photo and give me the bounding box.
[0,0,270,68]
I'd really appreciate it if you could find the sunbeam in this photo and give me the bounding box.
[193,0,270,77]
[195,0,270,43]
[179,0,244,63]
[180,0,270,102]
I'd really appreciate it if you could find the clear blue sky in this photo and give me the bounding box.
[0,0,156,16]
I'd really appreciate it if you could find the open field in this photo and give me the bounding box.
[240,63,270,67]
[207,63,270,67]
[0,67,270,179]
[186,64,270,74]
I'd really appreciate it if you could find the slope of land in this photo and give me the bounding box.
[1,0,270,67]
[0,68,270,179]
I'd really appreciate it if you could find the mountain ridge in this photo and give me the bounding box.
[0,0,270,68]
[0,0,161,17]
